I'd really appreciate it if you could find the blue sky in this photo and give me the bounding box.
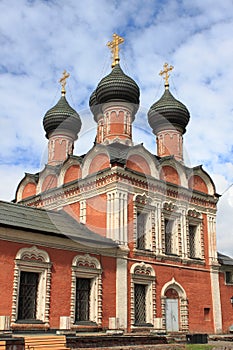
[0,0,233,255]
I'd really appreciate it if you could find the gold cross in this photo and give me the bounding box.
[159,63,174,88]
[107,33,124,68]
[59,70,70,94]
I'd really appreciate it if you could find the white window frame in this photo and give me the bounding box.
[130,262,156,327]
[70,254,102,327]
[134,194,154,252]
[11,246,51,327]
[187,210,203,260]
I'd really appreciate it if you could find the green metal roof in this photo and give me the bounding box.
[0,201,117,248]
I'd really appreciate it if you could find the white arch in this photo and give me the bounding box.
[130,261,155,277]
[16,245,50,263]
[159,158,188,188]
[161,277,186,299]
[58,157,82,186]
[127,144,159,179]
[72,254,101,270]
[81,145,110,178]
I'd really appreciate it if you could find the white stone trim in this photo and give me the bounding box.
[70,254,102,326]
[12,246,52,326]
[130,262,156,327]
[210,268,222,333]
[116,257,128,329]
[107,189,128,244]
[161,278,188,332]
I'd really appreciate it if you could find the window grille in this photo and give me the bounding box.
[75,278,91,322]
[134,284,146,325]
[189,225,196,258]
[137,212,146,249]
[165,219,173,254]
[18,271,39,320]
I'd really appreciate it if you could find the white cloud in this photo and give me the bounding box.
[0,0,233,256]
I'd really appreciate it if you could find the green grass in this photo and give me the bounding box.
[186,345,214,350]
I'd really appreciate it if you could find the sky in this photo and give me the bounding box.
[0,0,233,256]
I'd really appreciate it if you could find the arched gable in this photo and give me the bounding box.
[42,174,57,192]
[126,154,151,175]
[188,166,216,195]
[159,158,188,188]
[15,174,38,202]
[160,165,180,185]
[82,145,110,178]
[22,182,37,199]
[89,153,110,174]
[126,145,159,179]
[58,156,82,186]
[64,165,81,184]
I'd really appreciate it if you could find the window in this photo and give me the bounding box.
[165,219,175,255]
[75,278,91,323]
[204,308,210,321]
[18,272,39,321]
[130,262,155,328]
[187,210,203,260]
[136,212,147,249]
[134,284,146,325]
[12,246,51,327]
[163,202,180,256]
[188,225,196,258]
[71,254,102,327]
[225,271,233,284]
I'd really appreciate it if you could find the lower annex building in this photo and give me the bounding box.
[1,34,233,334]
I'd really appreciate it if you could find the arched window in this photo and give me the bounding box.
[11,246,51,329]
[70,254,102,327]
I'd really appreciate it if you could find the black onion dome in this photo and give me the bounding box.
[43,95,81,139]
[148,88,190,134]
[89,89,102,122]
[95,64,140,106]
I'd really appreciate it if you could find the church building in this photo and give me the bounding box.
[0,34,233,335]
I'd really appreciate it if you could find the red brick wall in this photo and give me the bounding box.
[126,155,151,176]
[219,271,233,332]
[0,238,116,330]
[101,256,117,328]
[22,182,36,199]
[160,165,180,185]
[86,194,107,236]
[64,165,81,183]
[189,175,208,194]
[127,258,214,333]
[42,175,57,192]
[89,154,110,174]
[63,202,80,221]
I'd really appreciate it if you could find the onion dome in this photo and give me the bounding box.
[43,94,81,139]
[89,89,102,122]
[95,64,140,106]
[148,88,190,134]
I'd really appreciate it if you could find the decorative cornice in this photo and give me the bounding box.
[19,166,218,210]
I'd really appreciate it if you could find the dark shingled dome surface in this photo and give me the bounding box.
[148,88,190,134]
[95,64,140,105]
[43,95,81,139]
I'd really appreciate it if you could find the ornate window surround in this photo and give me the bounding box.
[11,246,52,327]
[133,194,155,252]
[187,209,204,260]
[70,254,102,327]
[130,262,156,328]
[162,202,181,256]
